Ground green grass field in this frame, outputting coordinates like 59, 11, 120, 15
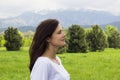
0, 47, 120, 80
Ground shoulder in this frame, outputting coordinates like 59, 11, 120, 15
30, 57, 51, 80
31, 57, 51, 73
35, 57, 51, 66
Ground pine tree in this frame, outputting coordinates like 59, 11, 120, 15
105, 25, 120, 48
67, 24, 87, 53
86, 25, 107, 51
4, 27, 22, 51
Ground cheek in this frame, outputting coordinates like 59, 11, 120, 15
51, 37, 66, 47
51, 37, 60, 43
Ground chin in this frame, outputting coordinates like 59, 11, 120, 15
60, 42, 66, 47
56, 41, 66, 47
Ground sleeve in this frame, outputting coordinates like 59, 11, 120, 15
30, 60, 49, 80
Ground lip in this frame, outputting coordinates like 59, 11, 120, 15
61, 39, 65, 41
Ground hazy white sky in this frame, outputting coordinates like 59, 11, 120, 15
0, 0, 120, 18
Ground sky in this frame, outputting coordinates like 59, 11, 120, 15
0, 0, 120, 18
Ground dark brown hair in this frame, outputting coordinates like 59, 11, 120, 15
29, 19, 59, 72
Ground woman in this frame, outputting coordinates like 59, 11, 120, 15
29, 19, 70, 80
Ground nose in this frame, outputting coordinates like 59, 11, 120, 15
63, 33, 65, 37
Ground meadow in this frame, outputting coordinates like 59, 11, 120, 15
0, 47, 120, 80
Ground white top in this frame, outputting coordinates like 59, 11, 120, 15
30, 56, 70, 80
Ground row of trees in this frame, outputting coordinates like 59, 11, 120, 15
0, 25, 120, 53
66, 25, 120, 53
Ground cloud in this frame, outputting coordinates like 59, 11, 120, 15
0, 0, 61, 18
0, 0, 120, 18
57, 0, 120, 11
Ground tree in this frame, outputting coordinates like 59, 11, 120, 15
0, 34, 5, 47
22, 31, 34, 47
4, 27, 22, 51
67, 24, 87, 53
105, 25, 120, 48
86, 25, 107, 51
0, 35, 2, 47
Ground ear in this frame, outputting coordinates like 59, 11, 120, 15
46, 37, 51, 43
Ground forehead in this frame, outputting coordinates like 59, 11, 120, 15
55, 25, 62, 31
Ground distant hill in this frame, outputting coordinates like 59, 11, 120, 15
0, 9, 120, 28
0, 21, 120, 32
0, 9, 120, 32
0, 26, 35, 32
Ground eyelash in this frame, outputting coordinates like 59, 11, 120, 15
58, 31, 62, 34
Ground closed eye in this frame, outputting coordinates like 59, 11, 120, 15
57, 30, 62, 34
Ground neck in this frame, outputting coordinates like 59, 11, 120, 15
42, 45, 58, 59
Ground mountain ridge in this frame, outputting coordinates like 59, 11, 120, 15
0, 9, 120, 29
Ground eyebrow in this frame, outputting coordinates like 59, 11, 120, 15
58, 29, 62, 32
56, 29, 62, 33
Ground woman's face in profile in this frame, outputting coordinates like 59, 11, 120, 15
48, 25, 66, 47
